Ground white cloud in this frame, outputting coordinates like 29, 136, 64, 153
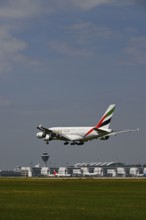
0, 28, 27, 54
63, 0, 114, 10
48, 40, 93, 57
66, 22, 118, 43
0, 0, 115, 20
50, 22, 118, 57
0, 25, 28, 73
0, 97, 11, 107
125, 37, 146, 65
0, 0, 138, 73
0, 0, 46, 19
0, 0, 136, 21
51, 0, 137, 11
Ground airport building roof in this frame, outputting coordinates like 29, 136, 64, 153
74, 162, 125, 167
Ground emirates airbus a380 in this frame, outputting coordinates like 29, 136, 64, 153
36, 104, 139, 145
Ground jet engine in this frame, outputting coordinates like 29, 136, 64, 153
99, 136, 109, 140
43, 134, 52, 141
36, 132, 46, 139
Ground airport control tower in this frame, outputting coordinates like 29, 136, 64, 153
41, 153, 49, 167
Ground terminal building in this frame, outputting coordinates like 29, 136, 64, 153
70, 162, 145, 177
1, 161, 146, 177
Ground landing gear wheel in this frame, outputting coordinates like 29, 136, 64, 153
77, 142, 84, 145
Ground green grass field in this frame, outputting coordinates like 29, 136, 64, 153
0, 178, 146, 220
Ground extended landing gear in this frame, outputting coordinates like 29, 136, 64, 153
64, 141, 84, 145
64, 141, 69, 145
70, 141, 84, 146
46, 141, 49, 144
77, 142, 84, 145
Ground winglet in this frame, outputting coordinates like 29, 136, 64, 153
37, 124, 43, 130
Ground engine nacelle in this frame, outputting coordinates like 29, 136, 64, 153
36, 132, 46, 139
43, 134, 52, 141
100, 136, 109, 140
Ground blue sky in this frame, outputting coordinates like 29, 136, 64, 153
0, 0, 146, 169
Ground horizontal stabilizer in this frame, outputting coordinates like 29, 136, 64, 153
94, 127, 112, 133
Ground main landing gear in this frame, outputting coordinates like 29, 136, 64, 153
64, 141, 84, 146
64, 141, 69, 145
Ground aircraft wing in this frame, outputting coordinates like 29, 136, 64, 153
107, 128, 139, 137
37, 124, 50, 133
62, 134, 83, 141
94, 127, 139, 139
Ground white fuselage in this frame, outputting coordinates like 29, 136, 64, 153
49, 127, 98, 141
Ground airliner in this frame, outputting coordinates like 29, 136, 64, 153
49, 169, 71, 177
36, 104, 139, 145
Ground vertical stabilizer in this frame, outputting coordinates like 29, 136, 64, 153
95, 104, 116, 129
